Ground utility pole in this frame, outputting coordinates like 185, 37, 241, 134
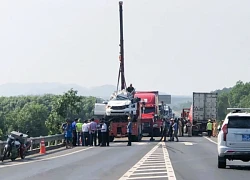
119, 1, 126, 90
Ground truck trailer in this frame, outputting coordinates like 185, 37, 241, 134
191, 92, 218, 136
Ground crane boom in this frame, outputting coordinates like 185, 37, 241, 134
119, 1, 126, 90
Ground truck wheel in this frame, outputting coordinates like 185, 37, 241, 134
218, 156, 226, 168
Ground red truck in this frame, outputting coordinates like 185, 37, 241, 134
108, 99, 143, 142
134, 91, 162, 137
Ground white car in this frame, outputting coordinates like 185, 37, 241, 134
106, 91, 137, 116
217, 108, 250, 168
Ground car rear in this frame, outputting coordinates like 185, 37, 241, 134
218, 114, 250, 168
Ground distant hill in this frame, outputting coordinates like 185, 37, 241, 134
0, 83, 192, 105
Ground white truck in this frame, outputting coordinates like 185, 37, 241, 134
192, 92, 218, 135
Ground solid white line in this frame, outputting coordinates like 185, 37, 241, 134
162, 142, 176, 180
0, 147, 93, 169
204, 137, 218, 145
127, 175, 168, 179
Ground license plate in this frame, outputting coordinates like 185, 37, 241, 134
242, 134, 250, 141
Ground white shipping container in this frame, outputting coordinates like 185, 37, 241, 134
193, 92, 218, 122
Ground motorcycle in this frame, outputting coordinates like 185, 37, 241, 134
2, 131, 31, 162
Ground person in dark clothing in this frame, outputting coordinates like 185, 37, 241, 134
106, 120, 110, 146
72, 118, 78, 146
97, 119, 103, 146
126, 84, 135, 93
181, 118, 185, 136
127, 116, 132, 146
160, 119, 169, 141
168, 119, 173, 141
101, 120, 107, 147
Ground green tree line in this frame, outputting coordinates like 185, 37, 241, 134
0, 89, 96, 140
217, 80, 250, 120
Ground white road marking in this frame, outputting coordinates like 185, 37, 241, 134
204, 137, 218, 145
119, 142, 176, 180
0, 147, 93, 169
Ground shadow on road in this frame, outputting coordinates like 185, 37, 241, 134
227, 165, 250, 171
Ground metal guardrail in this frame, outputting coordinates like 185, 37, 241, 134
0, 134, 65, 157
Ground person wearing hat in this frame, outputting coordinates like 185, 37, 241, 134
127, 116, 132, 146
206, 119, 213, 138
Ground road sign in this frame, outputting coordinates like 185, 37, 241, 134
159, 95, 171, 104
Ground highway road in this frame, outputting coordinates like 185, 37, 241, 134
1, 136, 250, 180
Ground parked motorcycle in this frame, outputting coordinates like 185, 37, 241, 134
2, 131, 31, 162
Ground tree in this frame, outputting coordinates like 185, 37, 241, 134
0, 89, 96, 137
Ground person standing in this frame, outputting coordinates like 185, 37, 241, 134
178, 119, 183, 137
82, 120, 89, 146
181, 118, 185, 136
160, 119, 169, 142
186, 120, 192, 137
64, 119, 73, 148
168, 119, 173, 141
72, 119, 77, 146
207, 119, 213, 138
171, 118, 179, 142
90, 118, 97, 146
101, 120, 107, 147
76, 119, 83, 146
127, 116, 132, 146
97, 119, 103, 146
106, 120, 110, 146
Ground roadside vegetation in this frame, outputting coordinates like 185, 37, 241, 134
0, 80, 249, 139
0, 89, 95, 140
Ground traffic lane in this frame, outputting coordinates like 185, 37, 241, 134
166, 136, 250, 180
0, 141, 160, 180
0, 146, 92, 167
0, 136, 160, 166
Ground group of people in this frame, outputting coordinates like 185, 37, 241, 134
62, 118, 110, 148
160, 117, 193, 142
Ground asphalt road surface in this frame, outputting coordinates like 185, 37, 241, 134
0, 136, 250, 180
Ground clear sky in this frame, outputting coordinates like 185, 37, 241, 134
0, 0, 250, 95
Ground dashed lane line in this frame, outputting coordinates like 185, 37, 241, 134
119, 142, 176, 180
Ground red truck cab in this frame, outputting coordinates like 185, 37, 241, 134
134, 91, 161, 136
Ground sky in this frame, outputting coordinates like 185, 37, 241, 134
0, 0, 250, 96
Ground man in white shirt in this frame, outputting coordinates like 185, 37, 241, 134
101, 120, 107, 147
82, 120, 89, 146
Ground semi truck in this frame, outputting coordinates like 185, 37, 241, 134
134, 91, 159, 136
190, 92, 218, 136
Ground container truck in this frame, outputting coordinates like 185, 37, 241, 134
191, 92, 218, 136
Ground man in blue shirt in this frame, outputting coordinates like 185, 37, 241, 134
64, 119, 73, 148
72, 118, 77, 146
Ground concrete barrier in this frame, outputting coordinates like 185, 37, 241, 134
0, 134, 65, 157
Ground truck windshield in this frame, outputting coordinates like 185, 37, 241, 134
228, 116, 250, 129
143, 107, 155, 114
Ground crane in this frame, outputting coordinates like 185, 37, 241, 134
116, 1, 126, 91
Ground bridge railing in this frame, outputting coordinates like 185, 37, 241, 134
0, 134, 65, 157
